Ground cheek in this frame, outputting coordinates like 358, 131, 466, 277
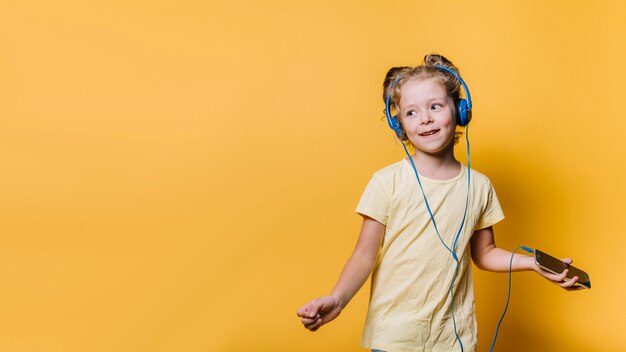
443, 109, 457, 128
400, 117, 415, 130
436, 116, 454, 130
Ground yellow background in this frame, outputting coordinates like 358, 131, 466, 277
1, 1, 623, 351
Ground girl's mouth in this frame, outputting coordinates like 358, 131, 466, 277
419, 129, 440, 137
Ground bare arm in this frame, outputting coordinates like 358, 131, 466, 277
297, 216, 385, 331
470, 226, 582, 290
330, 216, 385, 308
470, 226, 534, 272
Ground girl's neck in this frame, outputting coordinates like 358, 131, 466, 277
409, 150, 461, 180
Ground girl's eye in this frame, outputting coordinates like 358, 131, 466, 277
431, 103, 443, 110
406, 110, 417, 117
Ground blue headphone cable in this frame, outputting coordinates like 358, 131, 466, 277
489, 246, 534, 352
401, 125, 472, 352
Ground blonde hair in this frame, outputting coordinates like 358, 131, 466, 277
382, 54, 464, 144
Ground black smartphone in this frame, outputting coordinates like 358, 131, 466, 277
534, 249, 591, 289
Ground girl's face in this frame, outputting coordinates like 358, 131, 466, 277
398, 77, 457, 156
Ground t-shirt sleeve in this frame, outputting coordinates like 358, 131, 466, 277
355, 174, 390, 225
474, 181, 505, 230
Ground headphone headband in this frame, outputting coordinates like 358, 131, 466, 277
433, 65, 472, 111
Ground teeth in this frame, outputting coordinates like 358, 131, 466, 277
421, 130, 438, 136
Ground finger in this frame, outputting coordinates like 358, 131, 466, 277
306, 317, 324, 331
297, 300, 319, 318
311, 318, 324, 331
561, 258, 573, 265
307, 299, 328, 317
297, 300, 315, 317
304, 318, 318, 329
296, 306, 307, 317
554, 269, 569, 282
539, 268, 566, 283
535, 265, 566, 282
560, 276, 579, 289
301, 314, 321, 325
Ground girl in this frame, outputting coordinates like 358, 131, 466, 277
297, 54, 581, 352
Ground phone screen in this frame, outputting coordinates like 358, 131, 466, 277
534, 250, 591, 289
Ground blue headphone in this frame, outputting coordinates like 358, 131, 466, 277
385, 65, 473, 139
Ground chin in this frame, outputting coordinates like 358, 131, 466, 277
415, 142, 455, 155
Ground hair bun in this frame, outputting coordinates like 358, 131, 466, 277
424, 53, 459, 74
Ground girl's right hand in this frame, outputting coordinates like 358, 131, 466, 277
296, 295, 342, 332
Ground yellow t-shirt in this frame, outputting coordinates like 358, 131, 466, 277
356, 159, 505, 352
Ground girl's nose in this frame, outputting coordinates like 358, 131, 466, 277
420, 112, 434, 125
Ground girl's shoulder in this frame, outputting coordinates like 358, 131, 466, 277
468, 167, 490, 182
371, 159, 406, 179
468, 167, 498, 191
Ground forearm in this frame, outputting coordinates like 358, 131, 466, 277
330, 251, 377, 309
474, 245, 537, 273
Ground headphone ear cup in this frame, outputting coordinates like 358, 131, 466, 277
386, 94, 405, 140
390, 115, 404, 139
457, 99, 470, 126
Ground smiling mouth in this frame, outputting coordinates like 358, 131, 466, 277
419, 129, 440, 136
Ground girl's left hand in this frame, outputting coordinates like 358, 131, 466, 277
532, 257, 585, 291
